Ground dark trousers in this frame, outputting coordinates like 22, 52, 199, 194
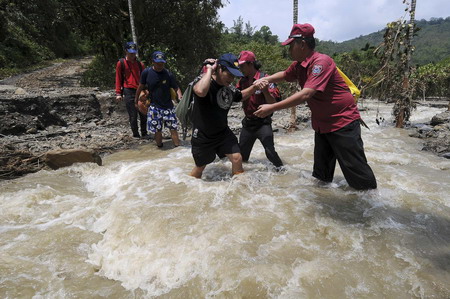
312, 120, 377, 190
239, 122, 283, 168
123, 88, 147, 137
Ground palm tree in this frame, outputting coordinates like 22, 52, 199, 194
127, 0, 138, 55
288, 0, 299, 132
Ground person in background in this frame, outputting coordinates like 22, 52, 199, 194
190, 53, 268, 179
237, 50, 284, 170
254, 24, 377, 190
115, 41, 146, 138
135, 51, 182, 148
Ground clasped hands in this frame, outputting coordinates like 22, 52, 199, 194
252, 78, 273, 118
252, 78, 269, 91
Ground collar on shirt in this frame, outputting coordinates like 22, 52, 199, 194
244, 70, 262, 82
300, 51, 316, 68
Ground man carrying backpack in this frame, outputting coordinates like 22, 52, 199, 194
254, 24, 377, 190
135, 51, 182, 148
237, 50, 284, 170
115, 41, 146, 138
190, 53, 268, 179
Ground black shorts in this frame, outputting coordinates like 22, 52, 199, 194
191, 127, 240, 167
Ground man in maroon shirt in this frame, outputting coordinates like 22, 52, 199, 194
115, 42, 146, 138
254, 24, 377, 190
237, 50, 283, 169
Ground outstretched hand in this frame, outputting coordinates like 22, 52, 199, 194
254, 104, 274, 118
253, 78, 269, 90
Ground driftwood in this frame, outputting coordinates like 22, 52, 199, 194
0, 147, 43, 179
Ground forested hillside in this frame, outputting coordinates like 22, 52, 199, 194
317, 17, 450, 65
0, 0, 448, 98
0, 0, 226, 84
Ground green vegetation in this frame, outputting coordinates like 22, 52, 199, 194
414, 57, 450, 99
0, 0, 89, 76
0, 0, 448, 102
0, 0, 225, 88
318, 17, 450, 65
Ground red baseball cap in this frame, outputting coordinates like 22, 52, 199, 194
281, 23, 315, 46
238, 51, 256, 65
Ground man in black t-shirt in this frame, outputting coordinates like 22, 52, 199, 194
190, 53, 268, 178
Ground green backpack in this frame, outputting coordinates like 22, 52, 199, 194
175, 81, 195, 140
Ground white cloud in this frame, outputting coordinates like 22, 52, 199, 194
218, 0, 450, 42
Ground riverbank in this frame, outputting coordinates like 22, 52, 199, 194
0, 58, 449, 180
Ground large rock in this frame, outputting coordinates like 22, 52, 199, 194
44, 149, 102, 170
431, 111, 450, 126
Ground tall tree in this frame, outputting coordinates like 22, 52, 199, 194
288, 0, 299, 132
127, 0, 138, 49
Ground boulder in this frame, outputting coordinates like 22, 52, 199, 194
44, 149, 102, 170
431, 111, 450, 126
14, 87, 27, 95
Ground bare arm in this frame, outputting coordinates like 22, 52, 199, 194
240, 84, 258, 101
240, 79, 269, 101
253, 88, 317, 118
261, 85, 277, 104
176, 88, 182, 99
256, 71, 286, 84
193, 59, 216, 98
135, 83, 146, 106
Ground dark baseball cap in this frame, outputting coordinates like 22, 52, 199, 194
125, 41, 138, 53
217, 53, 243, 77
152, 51, 166, 63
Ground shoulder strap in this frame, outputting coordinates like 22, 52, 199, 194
137, 60, 143, 74
119, 58, 126, 88
336, 67, 360, 102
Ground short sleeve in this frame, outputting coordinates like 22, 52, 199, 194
262, 73, 281, 101
169, 72, 179, 89
140, 68, 148, 85
303, 58, 334, 92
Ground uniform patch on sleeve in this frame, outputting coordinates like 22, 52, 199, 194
312, 64, 323, 76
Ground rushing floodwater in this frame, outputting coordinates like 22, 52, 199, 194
1, 100, 449, 298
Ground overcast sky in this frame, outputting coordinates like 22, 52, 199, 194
218, 0, 450, 42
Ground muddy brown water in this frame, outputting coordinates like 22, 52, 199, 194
1, 101, 449, 298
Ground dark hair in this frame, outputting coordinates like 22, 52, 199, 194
242, 60, 262, 70
219, 64, 228, 72
254, 60, 262, 70
293, 37, 316, 50
213, 64, 228, 75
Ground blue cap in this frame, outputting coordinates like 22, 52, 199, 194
218, 53, 243, 77
152, 51, 166, 63
125, 42, 137, 54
